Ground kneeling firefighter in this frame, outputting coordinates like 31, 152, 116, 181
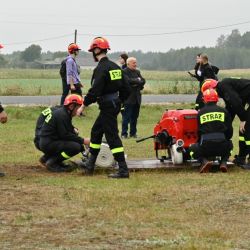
39, 94, 90, 172
189, 89, 233, 173
79, 37, 131, 178
202, 78, 250, 169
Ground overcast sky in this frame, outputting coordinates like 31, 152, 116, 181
1, 0, 250, 54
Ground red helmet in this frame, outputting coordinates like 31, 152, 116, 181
64, 94, 83, 106
203, 89, 219, 103
201, 79, 218, 93
0, 43, 4, 49
68, 43, 81, 54
88, 37, 110, 52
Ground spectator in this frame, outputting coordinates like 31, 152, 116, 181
188, 53, 219, 110
121, 57, 146, 138
119, 53, 128, 69
60, 43, 82, 105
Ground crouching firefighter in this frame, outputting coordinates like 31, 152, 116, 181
78, 37, 131, 178
188, 89, 233, 173
202, 78, 250, 169
39, 94, 90, 172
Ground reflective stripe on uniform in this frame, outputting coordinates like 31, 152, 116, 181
109, 69, 122, 80
42, 107, 52, 116
90, 142, 101, 149
239, 136, 250, 145
61, 151, 70, 159
200, 112, 225, 124
190, 151, 194, 159
239, 136, 245, 141
111, 147, 124, 154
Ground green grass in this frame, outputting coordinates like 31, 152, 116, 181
0, 104, 240, 164
0, 104, 249, 250
1, 68, 250, 95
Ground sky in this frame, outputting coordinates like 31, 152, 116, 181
1, 0, 250, 54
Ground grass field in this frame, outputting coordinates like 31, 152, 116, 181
1, 68, 250, 95
1, 104, 250, 250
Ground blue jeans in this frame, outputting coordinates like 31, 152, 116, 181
121, 103, 140, 136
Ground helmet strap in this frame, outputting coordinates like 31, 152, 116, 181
92, 49, 107, 62
67, 103, 77, 116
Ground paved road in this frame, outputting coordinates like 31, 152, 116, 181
0, 94, 196, 105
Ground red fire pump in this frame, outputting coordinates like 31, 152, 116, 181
137, 109, 198, 164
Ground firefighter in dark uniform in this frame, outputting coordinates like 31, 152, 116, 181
202, 78, 250, 170
79, 37, 131, 178
0, 101, 8, 177
189, 89, 233, 173
39, 94, 90, 172
34, 105, 61, 165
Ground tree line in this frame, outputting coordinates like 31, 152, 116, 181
1, 29, 250, 71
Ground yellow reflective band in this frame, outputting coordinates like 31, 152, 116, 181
200, 112, 225, 124
109, 69, 122, 80
45, 113, 52, 123
230, 77, 241, 79
90, 143, 101, 149
190, 151, 194, 159
61, 152, 70, 159
246, 141, 250, 146
239, 136, 245, 141
111, 147, 124, 154
42, 107, 52, 116
195, 104, 199, 107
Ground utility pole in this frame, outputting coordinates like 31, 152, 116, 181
74, 29, 77, 43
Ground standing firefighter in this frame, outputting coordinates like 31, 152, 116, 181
0, 44, 7, 177
202, 78, 250, 169
0, 100, 8, 177
80, 37, 131, 178
60, 43, 82, 105
189, 89, 233, 173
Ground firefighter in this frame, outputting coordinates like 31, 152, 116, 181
0, 44, 7, 177
189, 89, 233, 173
34, 105, 60, 165
39, 94, 90, 172
202, 78, 250, 170
79, 37, 131, 178
60, 43, 82, 105
0, 101, 7, 177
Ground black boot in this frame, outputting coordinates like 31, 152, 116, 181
108, 161, 129, 178
39, 154, 49, 167
80, 154, 97, 176
233, 155, 250, 170
0, 171, 5, 177
45, 156, 74, 172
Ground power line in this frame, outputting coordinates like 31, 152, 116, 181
2, 20, 250, 46
0, 20, 170, 29
78, 20, 250, 37
4, 33, 74, 46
